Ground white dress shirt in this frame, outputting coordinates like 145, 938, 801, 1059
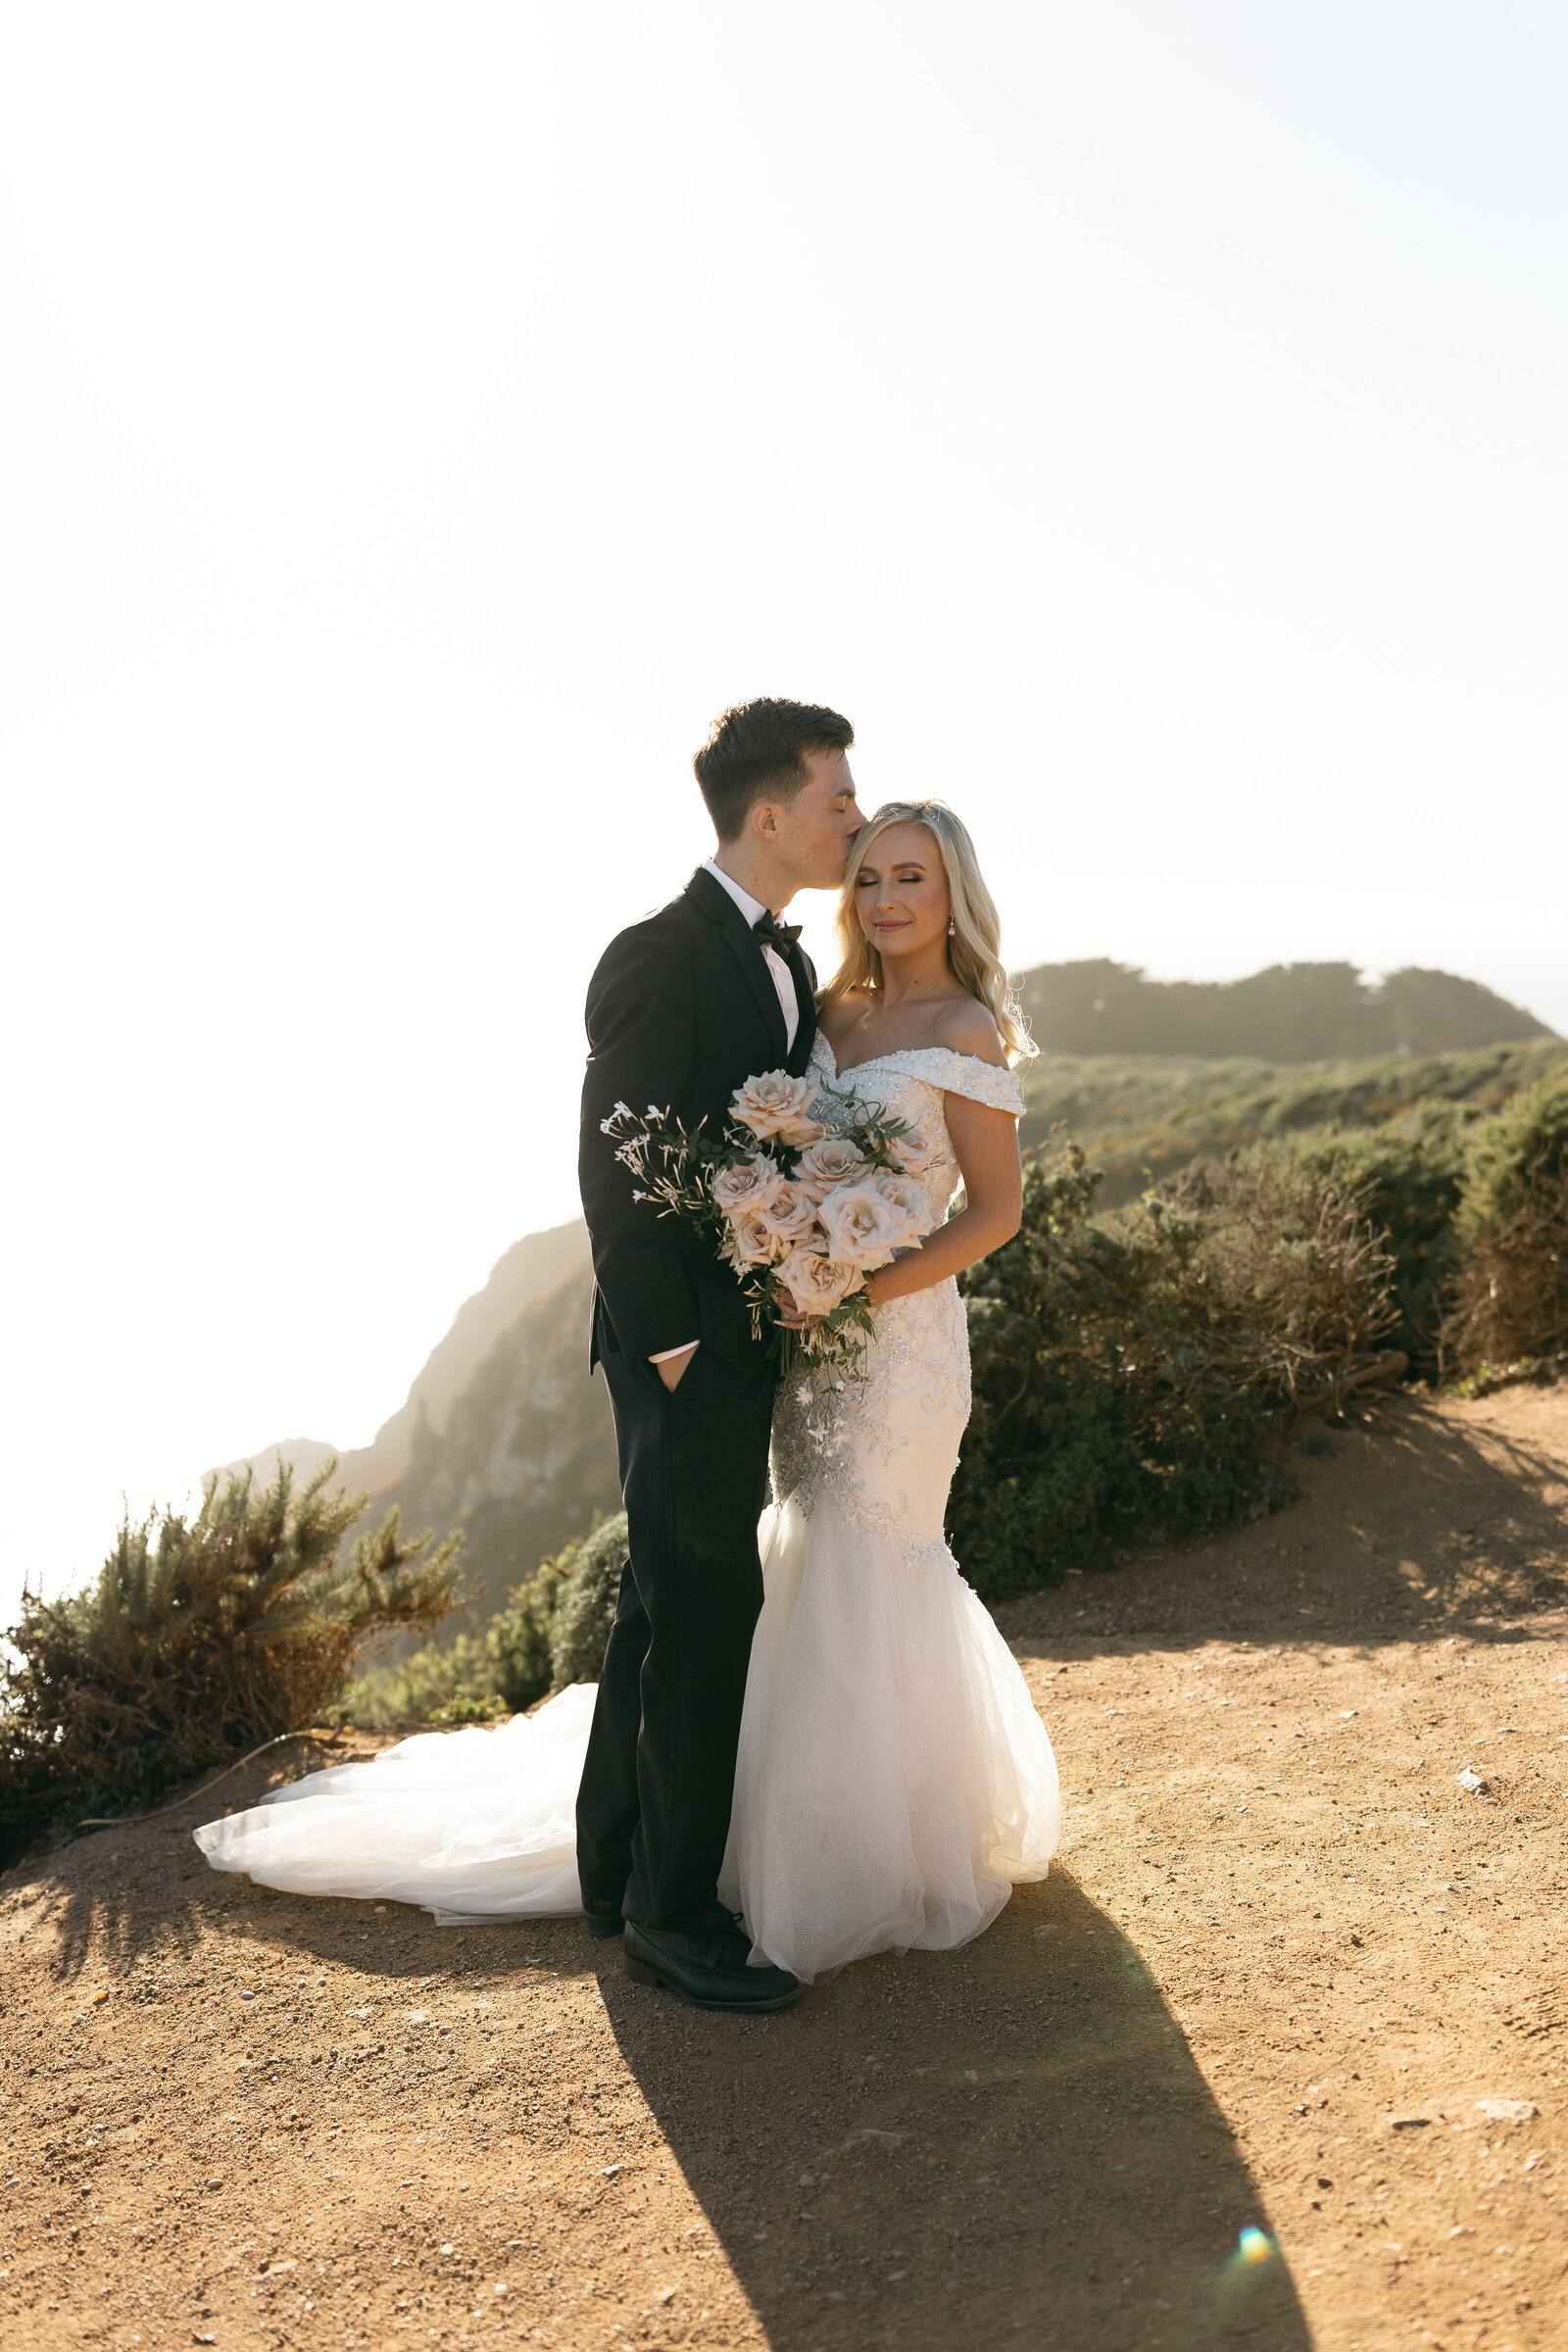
649, 860, 803, 1364
701, 858, 800, 1051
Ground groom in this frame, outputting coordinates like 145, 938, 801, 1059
575, 698, 864, 2011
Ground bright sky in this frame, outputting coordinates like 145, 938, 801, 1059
4, 3, 1566, 1623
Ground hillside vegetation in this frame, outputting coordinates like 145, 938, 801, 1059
1019, 1036, 1568, 1203
1014, 956, 1552, 1061
0, 1466, 463, 1867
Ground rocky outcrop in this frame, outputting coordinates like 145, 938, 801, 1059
214, 1219, 617, 1615
384, 1261, 620, 1616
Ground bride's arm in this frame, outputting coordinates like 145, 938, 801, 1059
861, 1093, 1022, 1305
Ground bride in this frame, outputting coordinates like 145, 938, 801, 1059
197, 801, 1059, 1985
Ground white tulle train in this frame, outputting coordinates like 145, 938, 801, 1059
194, 1685, 595, 1927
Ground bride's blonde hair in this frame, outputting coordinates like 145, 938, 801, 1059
819, 800, 1036, 1064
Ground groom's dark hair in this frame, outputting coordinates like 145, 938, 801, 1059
694, 698, 855, 842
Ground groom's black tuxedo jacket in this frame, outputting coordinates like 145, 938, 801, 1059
579, 867, 819, 1375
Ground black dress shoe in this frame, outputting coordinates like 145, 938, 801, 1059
623, 1918, 804, 2012
582, 1906, 625, 1940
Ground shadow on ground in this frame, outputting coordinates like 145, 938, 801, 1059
31, 1810, 1307, 2350
997, 1393, 1568, 1662
603, 1871, 1307, 2352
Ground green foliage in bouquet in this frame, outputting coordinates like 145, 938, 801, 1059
950, 1142, 1396, 1600
0, 1462, 464, 1865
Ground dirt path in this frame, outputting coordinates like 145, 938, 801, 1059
4, 1387, 1566, 2352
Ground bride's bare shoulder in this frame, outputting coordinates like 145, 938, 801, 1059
931, 998, 1008, 1067
816, 989, 871, 1046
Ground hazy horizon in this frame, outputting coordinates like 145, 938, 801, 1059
4, 3, 1566, 1624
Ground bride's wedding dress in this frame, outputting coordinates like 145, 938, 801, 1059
196, 1038, 1059, 1981
717, 1038, 1058, 1974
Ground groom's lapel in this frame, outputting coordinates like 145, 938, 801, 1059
786, 942, 817, 1076
685, 867, 790, 1064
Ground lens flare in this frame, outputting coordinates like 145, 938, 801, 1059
1203, 2224, 1288, 2331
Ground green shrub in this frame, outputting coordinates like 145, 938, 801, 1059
548, 1513, 629, 1689
1452, 1069, 1568, 1241
1442, 1072, 1568, 1372
488, 1550, 575, 1713
950, 1141, 1396, 1600
0, 1462, 464, 1864
341, 1631, 504, 1729
343, 1509, 629, 1726
1271, 1124, 1465, 1375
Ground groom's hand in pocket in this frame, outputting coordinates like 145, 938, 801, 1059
653, 1343, 699, 1392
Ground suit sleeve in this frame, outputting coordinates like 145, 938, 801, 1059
578, 922, 704, 1361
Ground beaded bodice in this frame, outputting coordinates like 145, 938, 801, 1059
769, 1034, 1024, 1562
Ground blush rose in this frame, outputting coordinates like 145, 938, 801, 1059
729, 1071, 826, 1149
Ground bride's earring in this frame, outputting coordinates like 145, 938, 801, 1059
947, 916, 956, 936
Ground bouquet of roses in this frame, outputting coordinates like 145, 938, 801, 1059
601, 1068, 936, 1373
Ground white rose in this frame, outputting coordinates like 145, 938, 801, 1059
794, 1135, 869, 1201
730, 1071, 825, 1148
817, 1182, 919, 1268
755, 1178, 822, 1250
775, 1244, 863, 1317
710, 1155, 784, 1218
868, 1169, 937, 1236
721, 1206, 789, 1268
885, 1127, 932, 1174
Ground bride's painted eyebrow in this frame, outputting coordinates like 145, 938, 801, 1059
856, 861, 928, 883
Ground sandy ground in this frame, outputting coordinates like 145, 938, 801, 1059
3, 1383, 1566, 2352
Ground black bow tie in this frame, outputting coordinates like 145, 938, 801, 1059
753, 911, 803, 955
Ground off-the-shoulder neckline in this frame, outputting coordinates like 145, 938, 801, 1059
813, 1036, 1012, 1082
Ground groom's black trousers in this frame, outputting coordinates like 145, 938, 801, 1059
575, 1344, 775, 1934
